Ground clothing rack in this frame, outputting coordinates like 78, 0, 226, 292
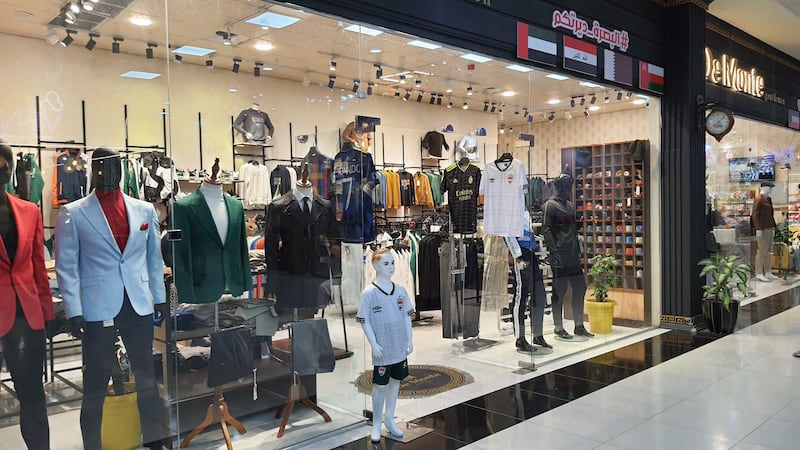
124, 104, 167, 154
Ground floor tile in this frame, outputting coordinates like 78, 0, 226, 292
730, 443, 778, 450
553, 361, 641, 385
742, 417, 800, 449
613, 371, 710, 399
517, 373, 608, 401
577, 384, 681, 419
411, 404, 521, 444
686, 383, 792, 416
605, 420, 736, 450
527, 402, 643, 442
773, 396, 800, 424
650, 400, 770, 441
462, 423, 600, 450
465, 388, 567, 421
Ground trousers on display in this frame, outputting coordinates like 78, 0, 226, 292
510, 247, 547, 339
551, 267, 587, 330
755, 228, 774, 276
0, 316, 49, 450
80, 296, 166, 450
441, 238, 482, 339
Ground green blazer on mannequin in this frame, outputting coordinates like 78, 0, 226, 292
172, 189, 251, 303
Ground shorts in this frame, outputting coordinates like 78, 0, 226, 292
372, 359, 409, 385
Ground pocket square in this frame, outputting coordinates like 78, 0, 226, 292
140, 222, 149, 231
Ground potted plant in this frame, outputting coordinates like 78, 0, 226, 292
100, 335, 142, 449
586, 254, 618, 334
772, 220, 791, 272
698, 253, 753, 334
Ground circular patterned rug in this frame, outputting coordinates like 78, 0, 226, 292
354, 365, 473, 398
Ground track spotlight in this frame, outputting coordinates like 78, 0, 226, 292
374, 63, 383, 78
490, 102, 497, 113
400, 75, 406, 84
223, 31, 232, 46
174, 54, 183, 63
445, 80, 453, 93
526, 114, 534, 123
46, 30, 60, 45
437, 94, 442, 106
85, 33, 97, 51
483, 101, 489, 112
70, 1, 81, 14
367, 83, 374, 96
328, 75, 336, 89
548, 111, 555, 122
570, 97, 576, 108
403, 90, 411, 101
417, 92, 423, 102
604, 95, 610, 103
232, 58, 241, 73
352, 79, 360, 93
616, 90, 623, 101
462, 101, 469, 110
394, 89, 400, 99
112, 37, 122, 53
447, 99, 453, 109
329, 60, 337, 71
523, 108, 529, 117
430, 93, 436, 104
146, 42, 156, 59
509, 127, 513, 134
580, 96, 586, 106
584, 108, 590, 118
467, 85, 473, 96
205, 58, 214, 69
565, 111, 572, 120
515, 110, 520, 116
82, 0, 94, 11
499, 126, 505, 134
415, 79, 422, 88
645, 101, 650, 109
254, 62, 262, 77
591, 94, 597, 104
65, 11, 77, 25
60, 30, 75, 47
626, 91, 632, 99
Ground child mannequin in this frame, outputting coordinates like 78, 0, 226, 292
357, 248, 414, 442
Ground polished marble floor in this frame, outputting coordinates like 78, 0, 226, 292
326, 286, 800, 450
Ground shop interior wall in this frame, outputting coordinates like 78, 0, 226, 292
0, 33, 497, 228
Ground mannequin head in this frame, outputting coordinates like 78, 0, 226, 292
760, 181, 774, 197
0, 140, 12, 186
342, 121, 365, 148
91, 147, 122, 193
553, 172, 573, 199
371, 248, 395, 280
251, 103, 260, 111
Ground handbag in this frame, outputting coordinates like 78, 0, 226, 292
207, 327, 254, 387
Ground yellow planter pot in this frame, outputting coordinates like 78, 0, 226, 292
586, 299, 617, 334
101, 388, 141, 450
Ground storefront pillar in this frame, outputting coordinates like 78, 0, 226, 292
660, 2, 709, 328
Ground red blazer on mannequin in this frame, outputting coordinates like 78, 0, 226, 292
0, 195, 54, 337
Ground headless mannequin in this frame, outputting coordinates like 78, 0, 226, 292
360, 251, 413, 442
234, 103, 273, 143
753, 185, 777, 281
542, 174, 593, 339
0, 145, 52, 450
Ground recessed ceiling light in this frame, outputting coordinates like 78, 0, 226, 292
130, 16, 152, 27
121, 71, 161, 80
370, 48, 382, 54
246, 12, 300, 29
172, 45, 215, 56
635, 94, 650, 99
588, 105, 600, 111
547, 98, 560, 105
344, 24, 383, 36
263, 67, 273, 71
632, 99, 646, 105
545, 74, 569, 81
579, 81, 602, 88
505, 64, 532, 72
500, 90, 516, 97
228, 88, 238, 92
407, 40, 441, 50
254, 42, 273, 51
460, 53, 491, 63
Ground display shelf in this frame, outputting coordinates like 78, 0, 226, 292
562, 141, 648, 291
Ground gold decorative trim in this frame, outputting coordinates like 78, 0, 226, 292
660, 314, 696, 325
706, 21, 800, 73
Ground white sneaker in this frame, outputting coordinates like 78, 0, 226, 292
766, 273, 780, 280
756, 274, 771, 282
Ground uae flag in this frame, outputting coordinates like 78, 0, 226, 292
563, 36, 597, 76
639, 61, 664, 94
603, 50, 633, 86
517, 22, 557, 66
790, 110, 799, 130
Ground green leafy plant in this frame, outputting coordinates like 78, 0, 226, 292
698, 254, 754, 311
587, 254, 619, 302
774, 220, 792, 245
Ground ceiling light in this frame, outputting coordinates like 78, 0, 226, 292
232, 58, 241, 73
415, 79, 422, 88
205, 58, 214, 69
65, 11, 77, 24
417, 92, 423, 102
565, 111, 572, 120
490, 103, 496, 113
570, 97, 576, 107
483, 101, 489, 112
174, 54, 183, 63
515, 110, 520, 116
527, 114, 534, 123
60, 30, 74, 47
374, 64, 383, 78
646, 101, 650, 108
584, 108, 590, 118
394, 89, 400, 99
403, 90, 411, 101
445, 80, 453, 93
82, 0, 94, 12
84, 33, 97, 51
617, 90, 623, 101
430, 93, 436, 104
352, 79, 360, 93
462, 102, 469, 110
246, 12, 300, 29
632, 99, 646, 105
253, 62, 262, 77
460, 53, 492, 63
70, 1, 80, 14
500, 90, 515, 97
580, 96, 586, 106
228, 88, 238, 92
447, 101, 453, 109
407, 40, 441, 50
112, 37, 122, 53
548, 112, 555, 122
546, 74, 569, 81
367, 83, 374, 95
120, 71, 161, 80
172, 45, 215, 56
222, 31, 232, 46
46, 30, 60, 45
254, 42, 273, 51
499, 126, 505, 134
329, 60, 337, 71
636, 94, 650, 99
437, 94, 442, 106
344, 24, 383, 36
604, 95, 610, 103
509, 127, 514, 134
546, 98, 559, 105
467, 85, 473, 96
589, 105, 600, 111
130, 16, 152, 27
400, 75, 406, 84
626, 91, 632, 99
505, 64, 532, 72
146, 42, 156, 59
579, 81, 602, 88
591, 94, 597, 104
328, 75, 336, 89
370, 48, 382, 54
523, 108, 529, 117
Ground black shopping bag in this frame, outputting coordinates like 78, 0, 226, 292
291, 319, 335, 376
207, 327, 254, 387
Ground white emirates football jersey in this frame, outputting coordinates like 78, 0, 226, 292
480, 158, 528, 237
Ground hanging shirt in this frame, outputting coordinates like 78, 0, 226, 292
356, 282, 414, 366
332, 143, 377, 243
480, 158, 528, 237
384, 171, 401, 209
426, 172, 444, 206
52, 149, 88, 208
398, 171, 415, 206
240, 162, 271, 209
441, 162, 482, 234
234, 108, 274, 142
413, 172, 434, 208
270, 165, 293, 198
303, 148, 334, 199
422, 131, 450, 157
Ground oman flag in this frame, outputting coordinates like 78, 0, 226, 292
639, 61, 664, 94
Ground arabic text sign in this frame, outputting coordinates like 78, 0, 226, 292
552, 9, 629, 53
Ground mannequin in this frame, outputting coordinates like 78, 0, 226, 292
0, 141, 54, 450
751, 181, 778, 281
233, 102, 274, 144
357, 249, 414, 443
542, 173, 593, 339
458, 131, 479, 161
55, 147, 168, 449
172, 159, 251, 303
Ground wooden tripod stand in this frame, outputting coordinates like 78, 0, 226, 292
275, 372, 332, 438
180, 386, 246, 449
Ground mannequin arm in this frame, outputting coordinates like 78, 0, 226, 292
405, 309, 414, 355
145, 204, 166, 305
33, 212, 54, 321
360, 321, 383, 360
